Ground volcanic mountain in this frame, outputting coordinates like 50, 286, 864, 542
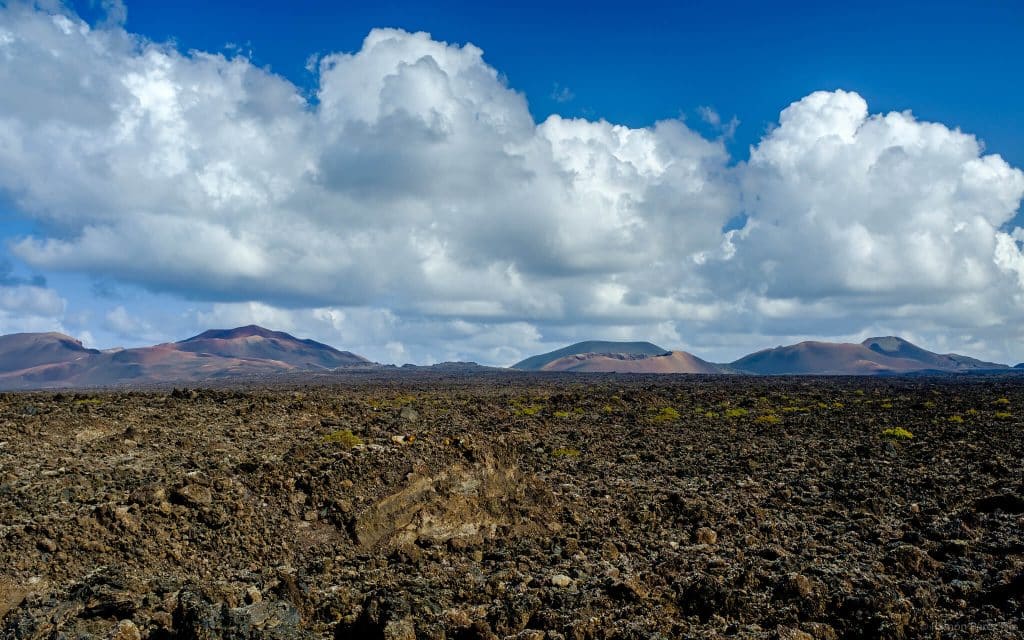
515, 336, 1008, 376
0, 332, 99, 371
512, 341, 728, 374
538, 351, 727, 374
731, 337, 1007, 375
174, 325, 369, 368
512, 341, 669, 370
0, 326, 372, 389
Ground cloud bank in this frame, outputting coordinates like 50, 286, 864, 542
0, 4, 1022, 364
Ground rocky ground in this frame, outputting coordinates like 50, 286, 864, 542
1, 374, 1022, 639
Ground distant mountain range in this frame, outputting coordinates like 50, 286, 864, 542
0, 325, 370, 389
513, 336, 1009, 376
0, 327, 1016, 389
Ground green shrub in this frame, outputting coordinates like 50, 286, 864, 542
724, 408, 748, 418
995, 411, 1013, 420
755, 414, 781, 425
948, 415, 964, 423
513, 404, 542, 416
652, 407, 681, 423
881, 427, 914, 440
323, 429, 363, 448
993, 397, 1010, 406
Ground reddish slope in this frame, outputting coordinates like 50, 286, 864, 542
731, 341, 940, 375
0, 332, 99, 371
0, 326, 373, 389
0, 345, 295, 388
861, 336, 1006, 371
173, 325, 369, 368
540, 351, 727, 374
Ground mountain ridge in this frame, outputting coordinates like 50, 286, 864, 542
0, 326, 374, 389
515, 335, 1010, 376
539, 350, 728, 374
729, 337, 1007, 375
512, 341, 668, 370
174, 324, 369, 369
0, 332, 100, 373
0, 329, 1016, 389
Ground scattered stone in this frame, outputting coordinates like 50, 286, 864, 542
108, 619, 141, 640
171, 483, 213, 508
383, 617, 416, 640
151, 611, 173, 628
776, 627, 813, 640
0, 380, 1021, 638
696, 527, 718, 545
0, 579, 29, 620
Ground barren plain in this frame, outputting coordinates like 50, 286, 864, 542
1, 373, 1022, 639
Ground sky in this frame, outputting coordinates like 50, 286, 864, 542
0, 0, 1023, 366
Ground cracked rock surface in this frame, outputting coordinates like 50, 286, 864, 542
1, 374, 1022, 638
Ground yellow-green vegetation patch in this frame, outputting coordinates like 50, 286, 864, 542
601, 404, 615, 414
882, 427, 914, 440
551, 447, 581, 458
966, 408, 980, 415
652, 407, 681, 423
513, 404, 542, 417
993, 397, 1010, 405
995, 411, 1013, 420
322, 429, 363, 448
724, 408, 749, 418
74, 398, 103, 405
948, 415, 964, 423
880, 402, 894, 409
781, 405, 808, 413
553, 410, 572, 419
755, 414, 781, 425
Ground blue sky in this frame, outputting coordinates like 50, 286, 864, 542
86, 0, 1024, 166
1, 0, 1023, 364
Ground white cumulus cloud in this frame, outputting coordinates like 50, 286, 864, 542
0, 5, 1022, 363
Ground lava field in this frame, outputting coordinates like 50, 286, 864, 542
1, 374, 1023, 639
